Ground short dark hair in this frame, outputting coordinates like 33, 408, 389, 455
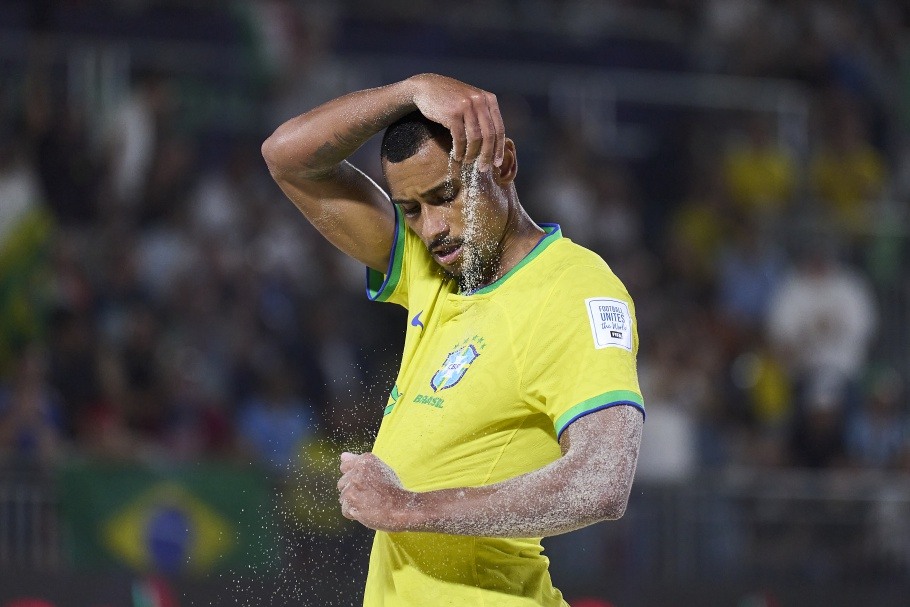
380, 111, 451, 163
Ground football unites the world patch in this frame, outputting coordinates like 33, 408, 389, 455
585, 297, 633, 351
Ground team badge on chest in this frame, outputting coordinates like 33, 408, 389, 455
430, 336, 486, 392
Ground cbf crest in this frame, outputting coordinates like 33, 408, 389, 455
430, 336, 486, 392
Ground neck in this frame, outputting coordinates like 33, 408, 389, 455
497, 201, 545, 277
459, 194, 544, 293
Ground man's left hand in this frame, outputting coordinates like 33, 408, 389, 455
338, 452, 413, 532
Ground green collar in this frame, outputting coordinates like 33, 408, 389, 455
467, 224, 562, 295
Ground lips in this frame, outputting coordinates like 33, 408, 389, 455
431, 241, 463, 265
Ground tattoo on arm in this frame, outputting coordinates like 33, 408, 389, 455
304, 115, 398, 178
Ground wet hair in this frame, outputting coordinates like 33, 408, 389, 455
380, 111, 451, 163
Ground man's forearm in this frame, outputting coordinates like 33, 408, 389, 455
338, 406, 643, 537
261, 80, 416, 180
396, 407, 642, 538
400, 454, 630, 538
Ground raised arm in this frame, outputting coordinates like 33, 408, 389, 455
261, 74, 506, 272
337, 405, 643, 537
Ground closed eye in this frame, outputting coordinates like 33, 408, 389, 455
440, 184, 460, 203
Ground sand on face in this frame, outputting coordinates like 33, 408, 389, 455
450, 148, 500, 294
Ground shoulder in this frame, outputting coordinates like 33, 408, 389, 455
541, 239, 633, 306
519, 241, 637, 347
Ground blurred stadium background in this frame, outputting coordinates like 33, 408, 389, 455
1, 1, 910, 605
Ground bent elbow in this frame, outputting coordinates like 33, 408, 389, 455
604, 496, 629, 521
261, 134, 333, 182
260, 136, 282, 178
594, 491, 630, 521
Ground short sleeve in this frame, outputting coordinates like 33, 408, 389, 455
521, 265, 645, 440
365, 205, 450, 311
366, 205, 409, 306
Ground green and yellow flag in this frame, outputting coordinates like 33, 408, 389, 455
57, 461, 276, 575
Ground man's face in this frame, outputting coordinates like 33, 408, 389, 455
384, 137, 509, 286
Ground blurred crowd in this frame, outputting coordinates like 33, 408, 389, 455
1, 0, 910, 482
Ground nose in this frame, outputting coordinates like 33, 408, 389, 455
421, 205, 450, 243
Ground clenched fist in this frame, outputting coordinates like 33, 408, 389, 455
338, 452, 417, 532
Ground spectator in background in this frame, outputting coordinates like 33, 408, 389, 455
94, 234, 151, 348
637, 308, 721, 474
0, 345, 64, 466
695, 0, 795, 76
98, 71, 175, 212
253, 0, 365, 128
723, 114, 796, 221
116, 304, 169, 444
528, 128, 602, 250
810, 104, 887, 236
138, 135, 198, 229
590, 164, 644, 259
187, 141, 259, 244
282, 398, 372, 586
161, 347, 234, 462
25, 82, 100, 227
0, 0, 906, 491
665, 169, 731, 295
726, 343, 793, 467
133, 199, 201, 308
788, 370, 849, 468
0, 122, 53, 375
717, 222, 792, 466
289, 397, 374, 529
46, 307, 104, 439
715, 217, 786, 342
0, 123, 43, 225
237, 359, 316, 474
46, 231, 94, 317
766, 237, 877, 428
846, 367, 909, 470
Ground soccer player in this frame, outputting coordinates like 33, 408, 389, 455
262, 73, 644, 607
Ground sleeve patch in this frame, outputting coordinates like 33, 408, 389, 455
585, 297, 633, 351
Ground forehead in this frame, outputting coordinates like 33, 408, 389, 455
383, 137, 452, 198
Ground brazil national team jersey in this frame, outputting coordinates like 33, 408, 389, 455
362, 207, 644, 607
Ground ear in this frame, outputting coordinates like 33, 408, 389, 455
493, 138, 518, 185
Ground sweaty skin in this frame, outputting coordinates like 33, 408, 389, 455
261, 74, 506, 274
384, 134, 541, 291
262, 73, 644, 539
337, 405, 642, 537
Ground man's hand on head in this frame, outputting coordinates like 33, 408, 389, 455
338, 452, 415, 532
406, 73, 505, 172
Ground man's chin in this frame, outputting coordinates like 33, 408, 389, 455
435, 262, 461, 280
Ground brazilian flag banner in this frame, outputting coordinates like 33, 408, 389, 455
57, 461, 276, 575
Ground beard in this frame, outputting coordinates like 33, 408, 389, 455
453, 237, 501, 294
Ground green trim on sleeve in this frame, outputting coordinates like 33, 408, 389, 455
554, 390, 645, 440
366, 205, 406, 302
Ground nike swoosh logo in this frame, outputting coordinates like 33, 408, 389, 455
411, 310, 424, 330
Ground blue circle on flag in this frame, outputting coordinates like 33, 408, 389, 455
145, 506, 193, 574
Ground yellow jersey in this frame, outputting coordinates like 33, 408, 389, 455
363, 208, 644, 606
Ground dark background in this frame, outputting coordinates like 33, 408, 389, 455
1, 1, 910, 606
